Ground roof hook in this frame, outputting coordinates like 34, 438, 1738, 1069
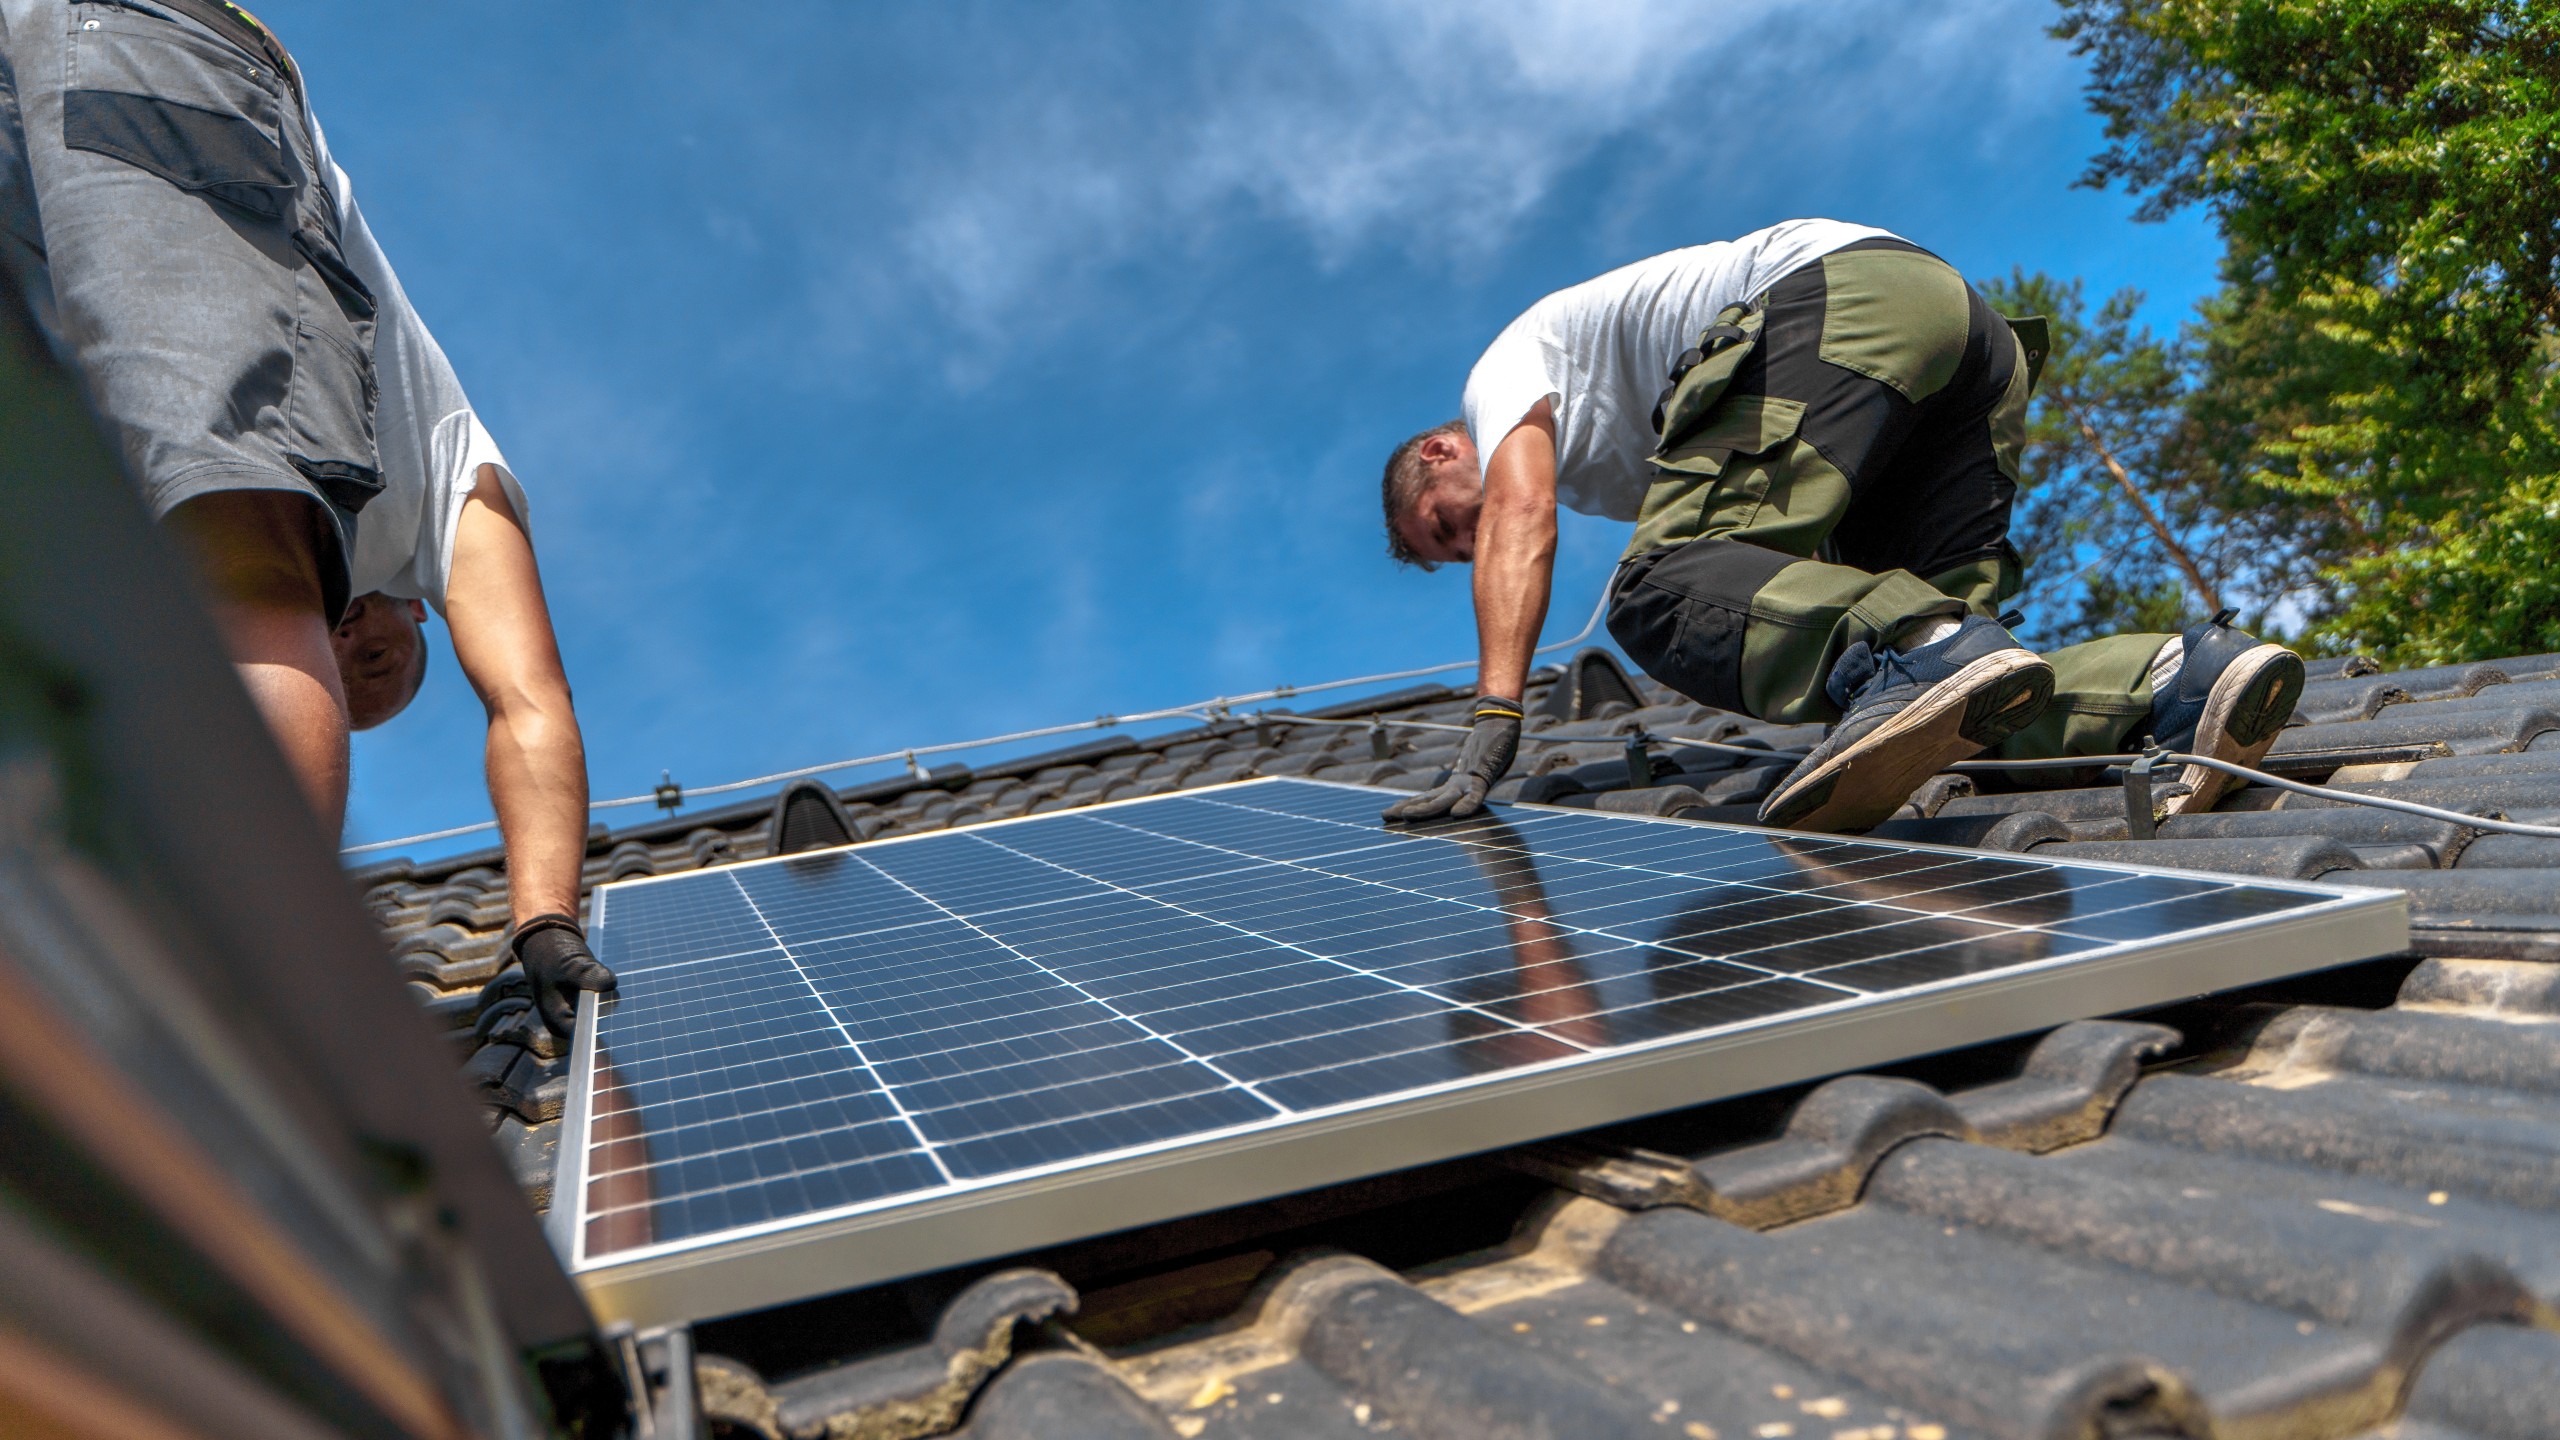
1368, 716, 1394, 761
2123, 736, 2168, 840
1624, 731, 1656, 789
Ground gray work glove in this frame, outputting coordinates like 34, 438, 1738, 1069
1383, 696, 1524, 822
510, 913, 618, 1037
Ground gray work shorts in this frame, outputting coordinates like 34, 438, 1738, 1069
0, 0, 379, 623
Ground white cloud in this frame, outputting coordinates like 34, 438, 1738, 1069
872, 0, 2058, 345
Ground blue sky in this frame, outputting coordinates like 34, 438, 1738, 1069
276, 0, 2223, 860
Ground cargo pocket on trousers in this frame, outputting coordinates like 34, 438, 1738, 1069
62, 6, 294, 219
288, 310, 382, 521
1652, 302, 1765, 452
1627, 395, 1809, 558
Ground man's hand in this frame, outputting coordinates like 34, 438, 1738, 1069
1383, 696, 1524, 822
511, 913, 617, 1036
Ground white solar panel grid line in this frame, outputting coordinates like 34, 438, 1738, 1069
964, 821, 1606, 1056
568, 850, 1300, 1255
590, 793, 2293, 1131
1053, 804, 1963, 991
670, 825, 1566, 1088
839, 845, 1292, 1111
564, 797, 1810, 1269
854, 814, 1821, 1097
674, 895, 1267, 1161
565, 773, 2396, 1276
596, 792, 2099, 1002
581, 784, 2324, 1209
1226, 791, 2300, 964
726, 871, 959, 1185
1007, 800, 2075, 1009
572, 958, 938, 1232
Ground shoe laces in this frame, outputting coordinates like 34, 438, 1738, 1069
1824, 640, 1924, 712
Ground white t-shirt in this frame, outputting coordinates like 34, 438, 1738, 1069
1460, 219, 1897, 522
314, 115, 528, 614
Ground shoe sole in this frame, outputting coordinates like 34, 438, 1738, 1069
2164, 644, 2306, 816
1759, 650, 2056, 834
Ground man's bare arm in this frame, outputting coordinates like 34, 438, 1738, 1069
443, 465, 588, 924
1473, 399, 1559, 701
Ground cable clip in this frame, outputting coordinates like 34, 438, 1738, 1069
1369, 716, 1394, 761
903, 751, 928, 782
2123, 737, 2168, 840
654, 771, 682, 814
1624, 731, 1656, 789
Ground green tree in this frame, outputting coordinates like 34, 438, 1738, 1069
2053, 0, 2560, 662
1980, 271, 2319, 645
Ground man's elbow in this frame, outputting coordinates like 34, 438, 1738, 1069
1487, 496, 1559, 550
479, 672, 580, 731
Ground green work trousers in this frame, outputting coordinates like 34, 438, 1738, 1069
1604, 239, 2171, 761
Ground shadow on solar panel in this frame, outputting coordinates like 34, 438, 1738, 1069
548, 777, 2405, 1326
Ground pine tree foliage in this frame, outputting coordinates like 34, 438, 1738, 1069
1981, 272, 2321, 646
2052, 0, 2560, 662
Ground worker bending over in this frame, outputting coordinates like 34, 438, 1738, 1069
1382, 220, 2305, 832
0, 0, 610, 1029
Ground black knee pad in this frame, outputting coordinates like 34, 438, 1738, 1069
1605, 539, 1794, 714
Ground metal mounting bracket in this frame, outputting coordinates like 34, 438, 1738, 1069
1624, 731, 1656, 789
2123, 738, 2168, 840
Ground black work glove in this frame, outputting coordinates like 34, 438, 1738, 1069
1383, 696, 1524, 822
510, 913, 617, 1038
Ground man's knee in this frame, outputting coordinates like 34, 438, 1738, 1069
1606, 538, 1797, 713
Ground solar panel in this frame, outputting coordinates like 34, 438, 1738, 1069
551, 778, 2402, 1325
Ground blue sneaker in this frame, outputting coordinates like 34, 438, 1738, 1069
2146, 610, 2305, 815
1759, 616, 2055, 833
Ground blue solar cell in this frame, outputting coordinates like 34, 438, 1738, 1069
566, 778, 2376, 1277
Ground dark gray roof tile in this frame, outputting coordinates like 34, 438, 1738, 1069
2035, 836, 2365, 879
1867, 809, 2074, 851
2489, 653, 2560, 684
2449, 836, 2560, 870
855, 962, 2549, 1439
2370, 662, 2513, 701
2395, 1323, 2560, 1439
952, 1354, 1182, 1439
2294, 675, 2413, 725
1306, 760, 1410, 786
2272, 706, 2560, 757
1938, 785, 2151, 822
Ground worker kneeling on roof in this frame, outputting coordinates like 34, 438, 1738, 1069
1382, 220, 2307, 832
0, 0, 611, 1030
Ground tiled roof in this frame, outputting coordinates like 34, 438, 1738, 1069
360, 648, 2560, 1438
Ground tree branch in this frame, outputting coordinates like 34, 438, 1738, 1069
2055, 391, 2228, 616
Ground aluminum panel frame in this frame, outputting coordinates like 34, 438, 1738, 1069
553, 779, 2407, 1327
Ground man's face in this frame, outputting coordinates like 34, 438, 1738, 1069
333, 593, 427, 730
1395, 432, 1485, 566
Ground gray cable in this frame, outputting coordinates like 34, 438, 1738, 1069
1279, 713, 2560, 841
